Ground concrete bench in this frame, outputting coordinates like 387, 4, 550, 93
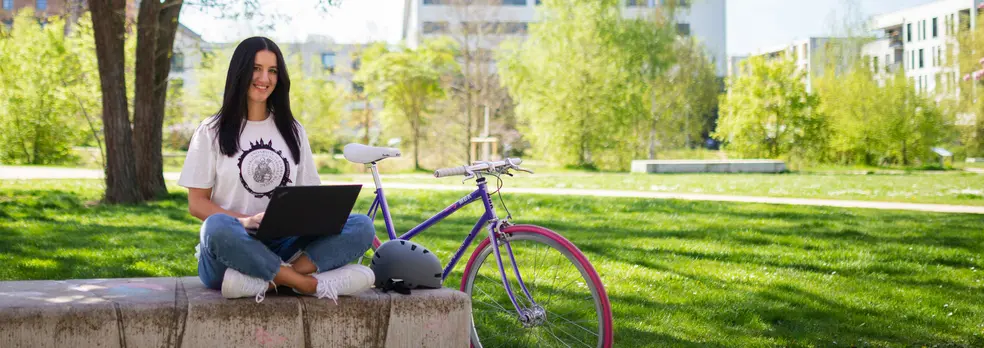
0, 277, 471, 348
631, 159, 787, 174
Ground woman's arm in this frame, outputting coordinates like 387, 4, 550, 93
187, 187, 250, 222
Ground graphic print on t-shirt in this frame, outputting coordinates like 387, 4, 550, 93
237, 138, 291, 198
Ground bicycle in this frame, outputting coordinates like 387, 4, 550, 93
343, 143, 614, 348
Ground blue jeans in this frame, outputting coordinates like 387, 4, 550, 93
197, 213, 375, 290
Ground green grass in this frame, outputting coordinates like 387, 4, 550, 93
324, 170, 984, 206
1, 180, 983, 346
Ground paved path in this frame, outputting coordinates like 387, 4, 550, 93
3, 166, 982, 214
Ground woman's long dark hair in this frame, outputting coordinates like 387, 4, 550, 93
210, 36, 300, 164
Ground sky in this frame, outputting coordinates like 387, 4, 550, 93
179, 0, 940, 56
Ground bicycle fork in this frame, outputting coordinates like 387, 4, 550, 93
488, 219, 547, 327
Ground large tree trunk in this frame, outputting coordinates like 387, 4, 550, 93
133, 0, 183, 200
89, 0, 141, 204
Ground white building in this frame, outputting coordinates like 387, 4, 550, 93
169, 23, 212, 97
401, 0, 728, 76
729, 37, 839, 92
862, 0, 984, 95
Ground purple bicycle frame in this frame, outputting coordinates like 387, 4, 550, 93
366, 176, 539, 315
368, 179, 494, 279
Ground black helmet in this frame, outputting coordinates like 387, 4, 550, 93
370, 240, 443, 290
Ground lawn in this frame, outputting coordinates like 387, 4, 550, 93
324, 170, 984, 206
1, 179, 982, 347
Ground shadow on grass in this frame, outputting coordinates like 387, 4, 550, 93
0, 188, 199, 281
3, 184, 983, 346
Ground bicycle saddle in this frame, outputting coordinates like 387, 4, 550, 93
343, 143, 402, 164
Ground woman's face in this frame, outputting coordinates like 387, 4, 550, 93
248, 50, 278, 104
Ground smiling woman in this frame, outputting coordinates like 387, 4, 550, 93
176, 37, 376, 303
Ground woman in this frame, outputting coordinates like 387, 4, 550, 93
178, 37, 375, 302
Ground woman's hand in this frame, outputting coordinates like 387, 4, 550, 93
238, 212, 265, 230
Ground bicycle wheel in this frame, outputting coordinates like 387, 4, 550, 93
460, 224, 613, 348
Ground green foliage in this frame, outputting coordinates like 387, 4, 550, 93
355, 38, 460, 170
949, 22, 984, 157
879, 72, 950, 165
498, 0, 677, 170
715, 56, 828, 161
286, 53, 347, 153
814, 62, 884, 165
0, 10, 94, 164
645, 37, 719, 157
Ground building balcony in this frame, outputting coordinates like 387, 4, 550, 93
885, 62, 902, 74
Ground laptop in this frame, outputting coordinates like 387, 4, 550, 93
250, 184, 364, 240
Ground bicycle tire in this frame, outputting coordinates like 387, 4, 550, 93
460, 224, 613, 348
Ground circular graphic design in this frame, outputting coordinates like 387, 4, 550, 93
237, 139, 291, 198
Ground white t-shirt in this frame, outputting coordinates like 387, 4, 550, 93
178, 115, 322, 217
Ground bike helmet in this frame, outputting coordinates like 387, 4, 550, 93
370, 240, 444, 291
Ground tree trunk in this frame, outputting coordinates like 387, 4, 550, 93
133, 0, 182, 200
412, 113, 420, 171
89, 0, 142, 204
648, 90, 657, 160
902, 141, 908, 166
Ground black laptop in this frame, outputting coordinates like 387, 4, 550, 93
251, 184, 364, 240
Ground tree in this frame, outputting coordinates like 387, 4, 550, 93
498, 0, 676, 170
949, 18, 984, 158
444, 0, 516, 163
286, 53, 347, 153
880, 72, 949, 165
714, 56, 828, 160
814, 61, 885, 165
0, 11, 90, 165
132, 0, 184, 200
88, 0, 141, 203
355, 38, 460, 171
646, 37, 719, 157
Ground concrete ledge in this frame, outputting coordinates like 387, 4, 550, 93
631, 159, 787, 173
0, 277, 471, 348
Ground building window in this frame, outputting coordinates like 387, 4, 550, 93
911, 50, 915, 69
923, 20, 927, 40
36, 0, 48, 11
170, 52, 185, 73
873, 56, 879, 72
351, 57, 361, 71
422, 21, 449, 34
918, 49, 924, 68
501, 0, 526, 5
321, 52, 336, 73
2, 0, 12, 10
932, 17, 938, 37
422, 0, 444, 4
352, 82, 364, 94
676, 23, 690, 36
907, 23, 912, 42
627, 0, 648, 6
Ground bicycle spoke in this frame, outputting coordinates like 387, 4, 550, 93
545, 321, 594, 348
542, 326, 574, 348
546, 309, 600, 336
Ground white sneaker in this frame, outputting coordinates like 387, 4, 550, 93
221, 268, 270, 302
308, 264, 375, 304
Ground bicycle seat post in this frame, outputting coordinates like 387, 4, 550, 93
367, 162, 383, 191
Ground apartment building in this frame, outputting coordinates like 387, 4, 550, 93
729, 37, 839, 92
862, 0, 984, 95
401, 0, 728, 76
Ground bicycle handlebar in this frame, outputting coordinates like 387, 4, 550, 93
434, 158, 525, 178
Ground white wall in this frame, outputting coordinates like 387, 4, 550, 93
406, 0, 728, 76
